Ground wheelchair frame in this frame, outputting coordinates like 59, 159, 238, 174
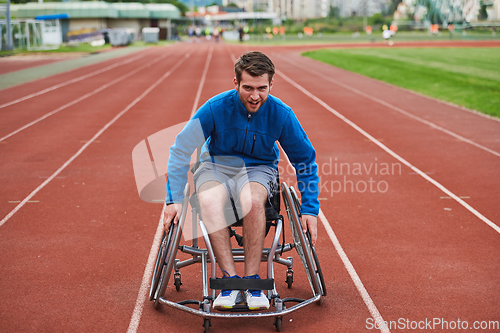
149, 182, 326, 332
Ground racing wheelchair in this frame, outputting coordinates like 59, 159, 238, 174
149, 173, 327, 332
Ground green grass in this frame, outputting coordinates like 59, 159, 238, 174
302, 47, 500, 118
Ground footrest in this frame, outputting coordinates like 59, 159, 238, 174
210, 278, 274, 290
216, 304, 252, 312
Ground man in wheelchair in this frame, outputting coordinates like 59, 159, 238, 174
162, 51, 320, 311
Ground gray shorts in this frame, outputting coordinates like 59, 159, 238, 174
193, 162, 278, 202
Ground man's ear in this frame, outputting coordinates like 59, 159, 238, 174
269, 77, 274, 90
233, 76, 239, 90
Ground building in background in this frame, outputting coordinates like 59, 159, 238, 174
8, 1, 180, 42
484, 0, 500, 20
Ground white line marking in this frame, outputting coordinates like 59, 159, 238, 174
126, 205, 165, 333
0, 51, 147, 109
0, 53, 190, 228
277, 69, 500, 235
0, 51, 172, 143
277, 55, 500, 158
190, 46, 214, 117
127, 48, 212, 333
278, 146, 389, 332
319, 210, 390, 333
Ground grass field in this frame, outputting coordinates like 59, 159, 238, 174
303, 47, 500, 118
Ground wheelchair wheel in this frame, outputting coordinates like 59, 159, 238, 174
149, 229, 173, 302
150, 184, 190, 308
281, 183, 326, 301
274, 316, 283, 332
290, 187, 327, 297
203, 318, 211, 332
153, 222, 182, 309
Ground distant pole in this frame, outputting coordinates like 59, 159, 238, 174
167, 18, 171, 40
6, 0, 13, 50
362, 0, 367, 31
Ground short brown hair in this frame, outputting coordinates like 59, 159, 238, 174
234, 51, 275, 85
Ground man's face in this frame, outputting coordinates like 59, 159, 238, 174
234, 71, 273, 113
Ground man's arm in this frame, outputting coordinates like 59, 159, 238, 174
278, 111, 320, 244
165, 102, 214, 204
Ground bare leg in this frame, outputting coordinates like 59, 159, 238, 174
197, 181, 237, 276
239, 182, 268, 277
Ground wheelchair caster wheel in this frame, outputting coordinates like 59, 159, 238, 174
174, 274, 182, 291
203, 318, 211, 332
274, 317, 283, 332
285, 271, 293, 289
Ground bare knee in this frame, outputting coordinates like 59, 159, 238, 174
197, 181, 228, 229
240, 182, 267, 218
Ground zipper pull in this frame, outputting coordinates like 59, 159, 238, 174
248, 113, 252, 119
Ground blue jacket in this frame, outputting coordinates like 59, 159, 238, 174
166, 89, 320, 216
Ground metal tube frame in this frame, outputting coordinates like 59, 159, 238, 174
156, 183, 323, 322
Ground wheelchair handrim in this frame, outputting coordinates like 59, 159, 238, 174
281, 183, 322, 299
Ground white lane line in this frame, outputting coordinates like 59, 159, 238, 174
277, 69, 500, 235
190, 46, 214, 117
0, 50, 173, 143
126, 205, 166, 333
319, 210, 390, 333
127, 48, 213, 333
278, 146, 389, 332
277, 55, 500, 158
0, 53, 190, 228
0, 51, 148, 110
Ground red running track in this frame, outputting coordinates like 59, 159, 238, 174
0, 40, 499, 333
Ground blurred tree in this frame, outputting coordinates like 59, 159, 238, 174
328, 6, 340, 19
388, 0, 402, 15
479, 1, 488, 20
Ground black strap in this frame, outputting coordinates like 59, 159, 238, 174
210, 278, 274, 290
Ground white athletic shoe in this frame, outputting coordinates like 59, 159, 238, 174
213, 289, 243, 310
244, 289, 270, 310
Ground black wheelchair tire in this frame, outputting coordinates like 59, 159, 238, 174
153, 222, 182, 309
290, 186, 327, 297
149, 230, 172, 301
150, 184, 190, 309
281, 183, 324, 301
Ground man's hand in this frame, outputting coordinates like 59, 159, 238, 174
162, 203, 182, 233
301, 214, 318, 246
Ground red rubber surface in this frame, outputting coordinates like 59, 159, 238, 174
1, 40, 499, 333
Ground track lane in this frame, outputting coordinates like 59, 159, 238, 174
0, 47, 156, 107
277, 50, 500, 153
0, 49, 193, 220
267, 49, 500, 330
272, 51, 500, 227
0, 45, 210, 332
0, 51, 149, 109
132, 44, 373, 333
1, 41, 499, 333
0, 48, 178, 142
276, 53, 500, 158
0, 47, 169, 140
